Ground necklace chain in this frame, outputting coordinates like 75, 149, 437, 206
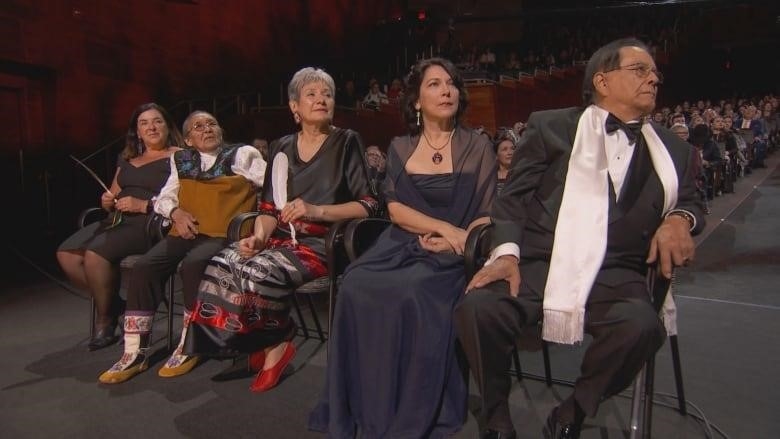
421, 130, 455, 151
421, 130, 454, 164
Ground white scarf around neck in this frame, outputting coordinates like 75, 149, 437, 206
542, 105, 679, 344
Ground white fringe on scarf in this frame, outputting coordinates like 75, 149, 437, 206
542, 105, 679, 344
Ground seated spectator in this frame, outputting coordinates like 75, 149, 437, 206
478, 46, 497, 72
504, 51, 522, 70
671, 122, 689, 142
57, 102, 183, 351
362, 82, 389, 110
252, 138, 269, 161
494, 130, 516, 194
185, 67, 379, 393
690, 114, 706, 129
513, 121, 526, 138
723, 115, 748, 177
386, 78, 404, 101
98, 111, 267, 384
670, 113, 686, 128
338, 79, 360, 109
691, 124, 722, 199
365, 144, 388, 217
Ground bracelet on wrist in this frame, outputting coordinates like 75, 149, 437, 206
666, 211, 694, 230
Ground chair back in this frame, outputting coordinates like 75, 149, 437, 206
464, 222, 494, 281
344, 218, 392, 262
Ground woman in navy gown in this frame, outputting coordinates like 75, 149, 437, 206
309, 58, 496, 438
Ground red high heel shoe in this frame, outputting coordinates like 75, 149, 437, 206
249, 342, 296, 393
248, 350, 266, 372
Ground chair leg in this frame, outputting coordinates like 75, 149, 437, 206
305, 294, 326, 342
642, 355, 656, 439
511, 347, 523, 382
291, 293, 309, 339
629, 365, 647, 439
327, 278, 337, 352
89, 297, 96, 339
669, 335, 687, 415
542, 341, 553, 387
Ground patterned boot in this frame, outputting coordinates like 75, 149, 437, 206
158, 310, 200, 378
98, 312, 153, 384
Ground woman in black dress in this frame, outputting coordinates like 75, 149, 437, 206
309, 58, 496, 438
57, 103, 183, 351
185, 67, 378, 391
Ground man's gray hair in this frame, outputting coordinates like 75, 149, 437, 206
582, 38, 651, 106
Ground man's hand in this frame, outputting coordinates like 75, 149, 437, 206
171, 208, 199, 239
647, 215, 695, 279
466, 255, 521, 296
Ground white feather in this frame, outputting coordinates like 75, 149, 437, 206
270, 152, 297, 245
271, 152, 289, 209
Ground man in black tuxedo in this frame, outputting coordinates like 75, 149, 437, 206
453, 38, 704, 439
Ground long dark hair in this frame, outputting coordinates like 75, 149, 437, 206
401, 57, 468, 135
121, 102, 184, 160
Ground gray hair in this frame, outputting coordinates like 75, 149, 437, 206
287, 67, 336, 102
582, 38, 650, 106
182, 110, 216, 135
671, 123, 689, 133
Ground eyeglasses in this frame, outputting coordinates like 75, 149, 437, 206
189, 121, 219, 133
605, 63, 663, 83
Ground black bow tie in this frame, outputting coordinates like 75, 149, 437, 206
605, 114, 642, 145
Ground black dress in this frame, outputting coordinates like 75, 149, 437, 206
58, 156, 171, 262
309, 127, 496, 438
185, 127, 378, 355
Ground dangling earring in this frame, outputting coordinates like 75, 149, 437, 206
416, 110, 421, 127
293, 112, 301, 124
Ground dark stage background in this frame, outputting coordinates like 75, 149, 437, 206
1, 0, 778, 280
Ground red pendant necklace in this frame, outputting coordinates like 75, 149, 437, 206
421, 130, 455, 164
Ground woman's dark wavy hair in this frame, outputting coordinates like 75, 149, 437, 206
582, 37, 650, 106
401, 57, 468, 135
122, 102, 184, 160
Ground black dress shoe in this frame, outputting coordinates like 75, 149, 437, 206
482, 428, 517, 439
543, 407, 582, 439
88, 325, 119, 351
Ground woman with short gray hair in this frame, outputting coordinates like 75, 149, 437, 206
186, 67, 378, 392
